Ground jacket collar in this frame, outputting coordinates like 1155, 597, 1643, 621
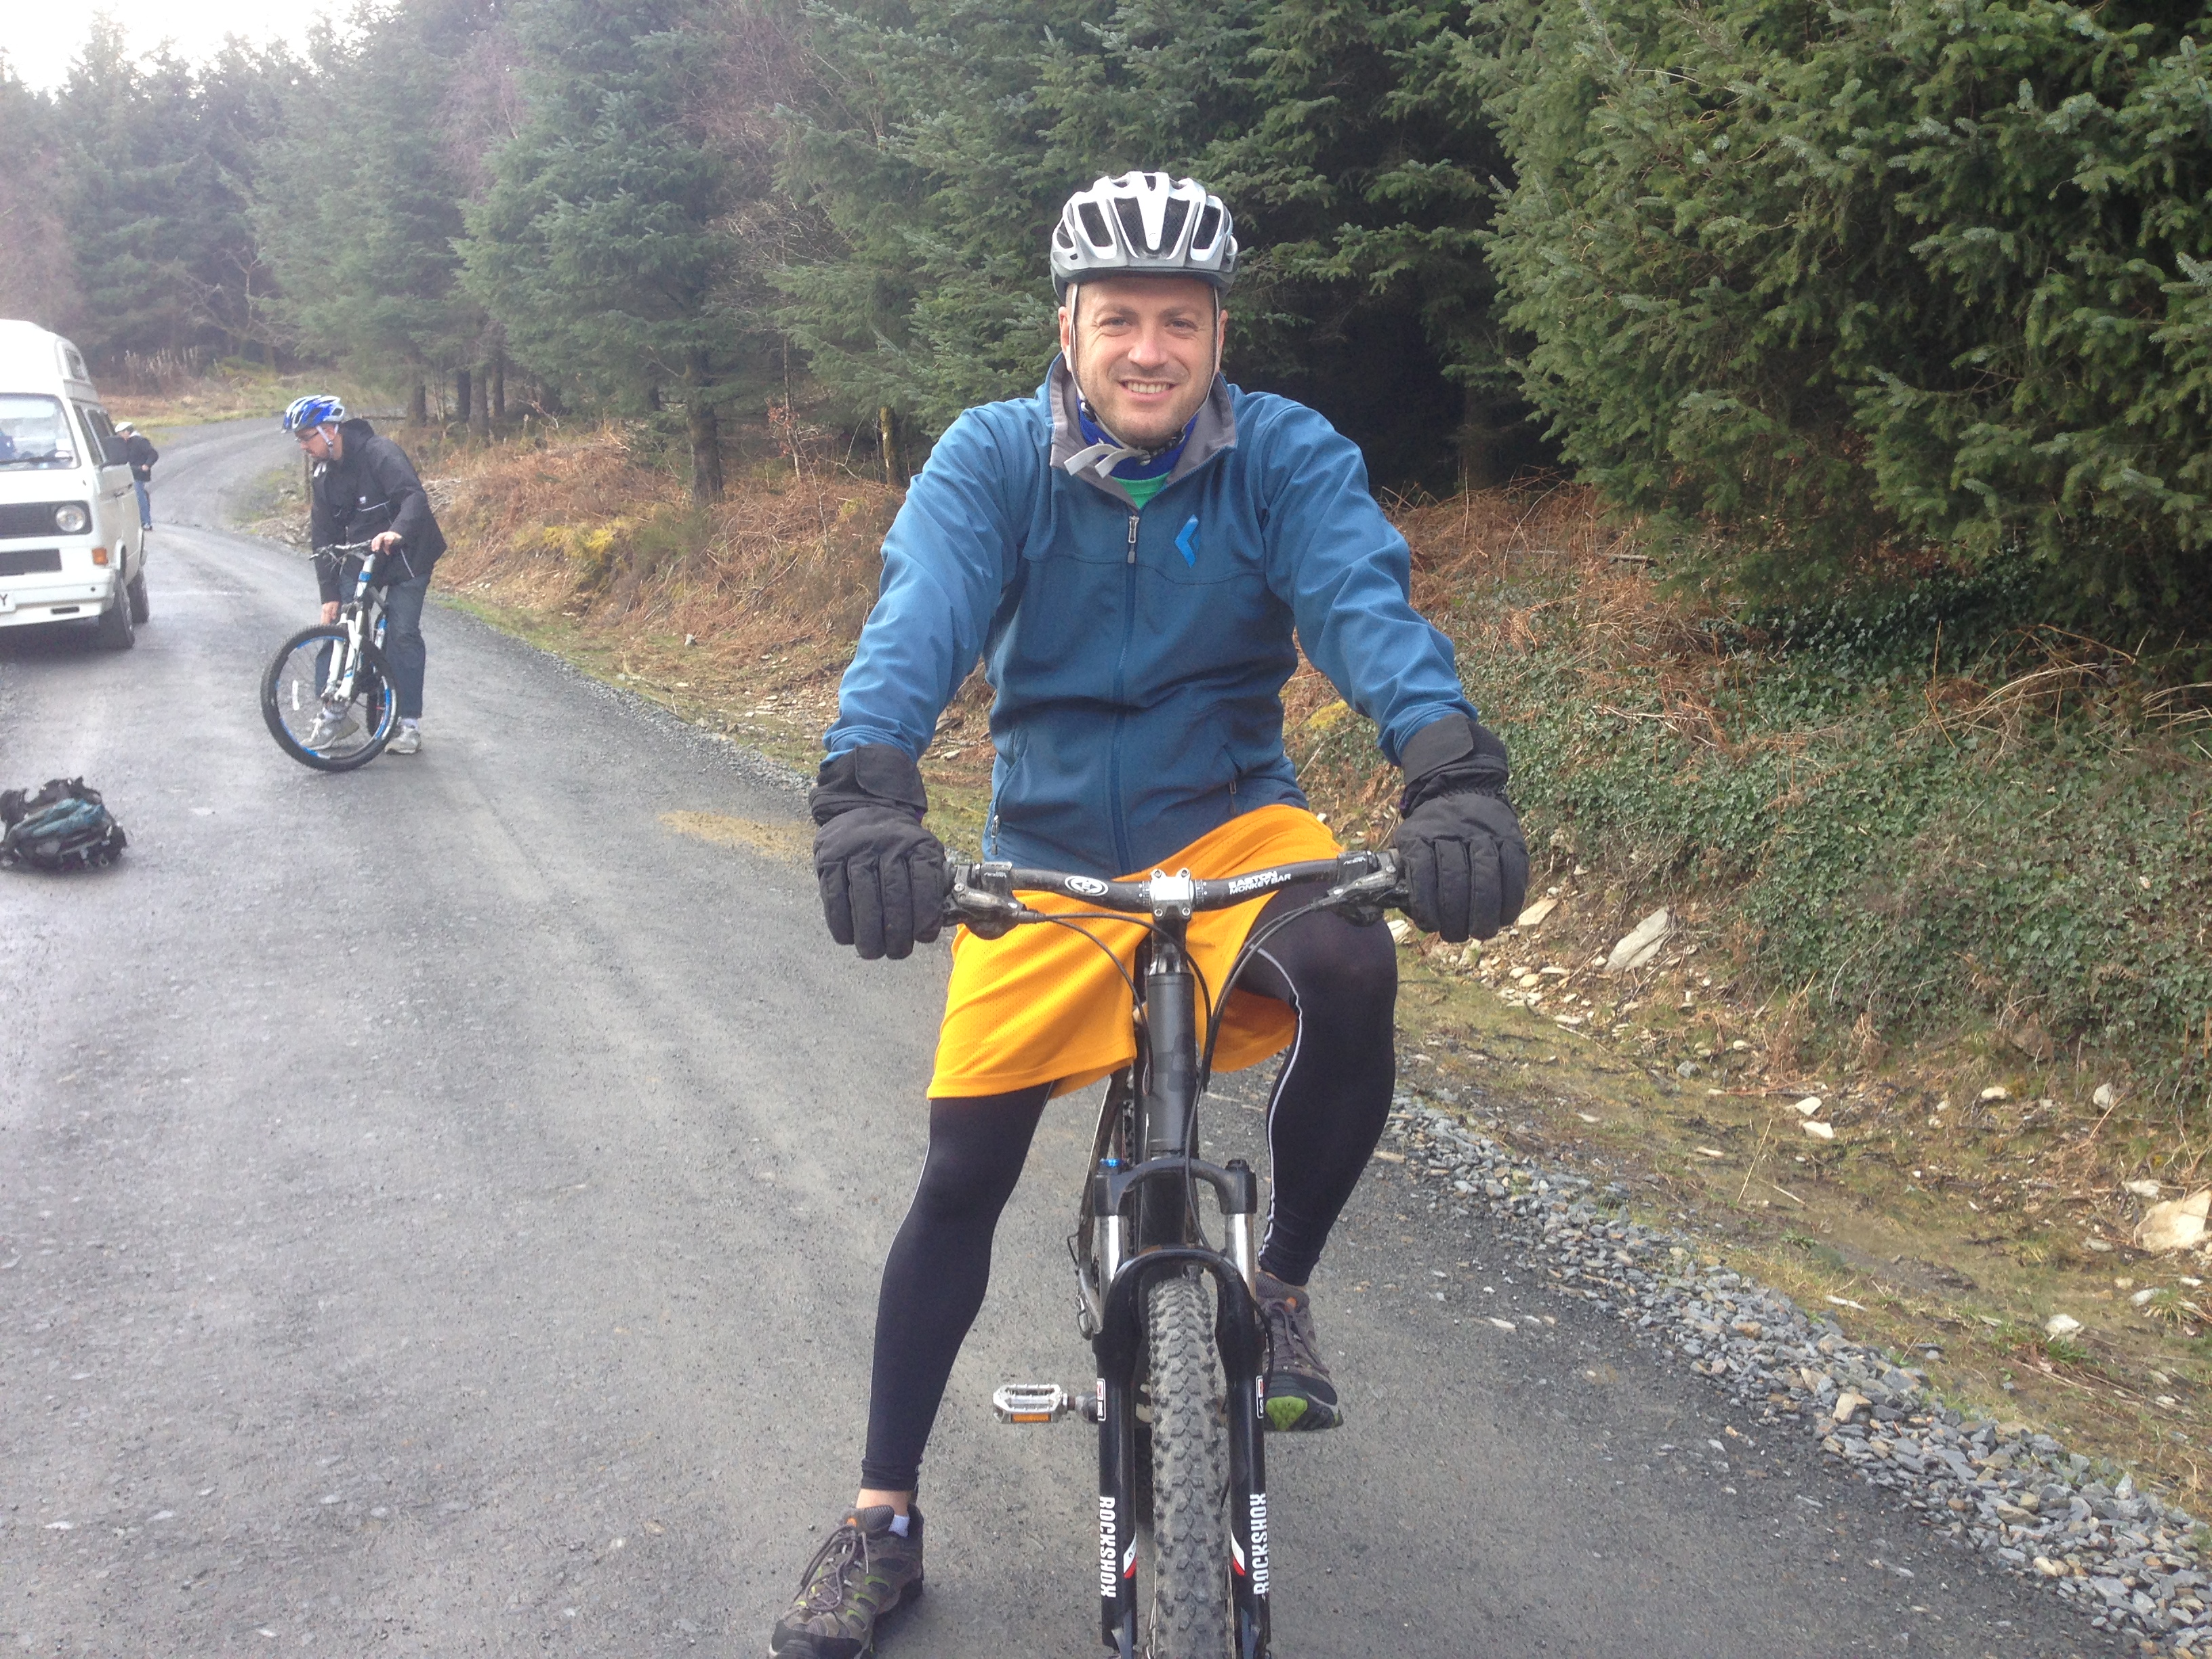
1046, 356, 1236, 509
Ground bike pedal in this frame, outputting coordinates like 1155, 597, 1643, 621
993, 1382, 1090, 1425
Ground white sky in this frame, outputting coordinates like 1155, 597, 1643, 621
5, 3, 344, 91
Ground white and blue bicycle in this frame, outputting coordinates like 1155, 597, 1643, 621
259, 539, 400, 771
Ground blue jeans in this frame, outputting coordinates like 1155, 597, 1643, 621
133, 480, 150, 528
379, 571, 431, 720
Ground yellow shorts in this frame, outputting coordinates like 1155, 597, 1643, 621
928, 803, 1342, 1099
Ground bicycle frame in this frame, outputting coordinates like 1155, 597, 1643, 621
951, 851, 1402, 1659
320, 542, 386, 705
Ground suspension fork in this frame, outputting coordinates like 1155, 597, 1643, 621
1091, 916, 1271, 1656
1092, 1246, 1271, 1658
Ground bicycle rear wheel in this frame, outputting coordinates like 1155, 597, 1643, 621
1143, 1271, 1234, 1659
261, 624, 396, 772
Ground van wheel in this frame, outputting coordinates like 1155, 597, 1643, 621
95, 586, 136, 650
127, 570, 150, 623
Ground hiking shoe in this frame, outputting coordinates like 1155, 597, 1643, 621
303, 708, 361, 750
770, 1504, 924, 1658
387, 724, 421, 755
1256, 1269, 1343, 1431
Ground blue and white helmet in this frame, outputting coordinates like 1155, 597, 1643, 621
1050, 172, 1237, 300
281, 394, 346, 434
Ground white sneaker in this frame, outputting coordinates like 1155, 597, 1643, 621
387, 724, 421, 755
304, 708, 361, 750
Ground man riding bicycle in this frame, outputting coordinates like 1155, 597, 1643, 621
280, 395, 448, 755
774, 171, 1528, 1657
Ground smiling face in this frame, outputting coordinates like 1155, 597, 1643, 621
1059, 274, 1228, 449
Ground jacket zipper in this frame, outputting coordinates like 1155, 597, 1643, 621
1107, 511, 1140, 872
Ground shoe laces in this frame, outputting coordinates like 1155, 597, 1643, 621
1260, 1281, 1324, 1379
793, 1515, 873, 1613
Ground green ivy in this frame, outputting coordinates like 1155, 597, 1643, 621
1452, 599, 2212, 1092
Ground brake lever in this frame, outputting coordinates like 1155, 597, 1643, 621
944, 863, 1036, 941
1322, 851, 1408, 928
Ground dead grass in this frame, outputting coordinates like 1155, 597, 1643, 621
434, 426, 896, 653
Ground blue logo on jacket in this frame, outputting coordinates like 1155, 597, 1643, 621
1176, 516, 1200, 567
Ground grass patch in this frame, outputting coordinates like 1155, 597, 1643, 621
104, 359, 400, 439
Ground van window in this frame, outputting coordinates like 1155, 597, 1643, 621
0, 395, 79, 468
75, 403, 123, 466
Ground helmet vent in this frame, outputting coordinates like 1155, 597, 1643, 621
1078, 202, 1113, 250
1191, 204, 1221, 252
1112, 195, 1149, 251
1157, 197, 1191, 253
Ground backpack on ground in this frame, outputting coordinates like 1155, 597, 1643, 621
1, 777, 127, 871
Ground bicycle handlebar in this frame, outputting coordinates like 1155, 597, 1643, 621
944, 848, 1407, 938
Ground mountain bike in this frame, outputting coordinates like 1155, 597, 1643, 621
259, 539, 399, 771
944, 847, 1408, 1659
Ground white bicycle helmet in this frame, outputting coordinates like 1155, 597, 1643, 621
1050, 172, 1237, 299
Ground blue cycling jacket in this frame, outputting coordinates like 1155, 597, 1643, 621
825, 358, 1479, 878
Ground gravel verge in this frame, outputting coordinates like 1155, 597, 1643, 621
1387, 1084, 2212, 1654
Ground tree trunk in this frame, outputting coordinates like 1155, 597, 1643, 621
408, 380, 427, 426
684, 348, 723, 506
878, 405, 905, 485
1456, 382, 1504, 491
455, 367, 473, 428
469, 365, 492, 439
491, 354, 506, 424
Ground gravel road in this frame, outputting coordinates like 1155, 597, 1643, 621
0, 419, 2121, 1655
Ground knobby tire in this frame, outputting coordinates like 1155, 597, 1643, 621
1143, 1271, 1233, 1659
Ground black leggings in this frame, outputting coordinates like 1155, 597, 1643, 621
858, 888, 1396, 1492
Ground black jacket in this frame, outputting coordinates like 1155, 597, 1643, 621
123, 434, 158, 482
310, 417, 447, 602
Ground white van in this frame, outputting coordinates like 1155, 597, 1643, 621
0, 319, 145, 648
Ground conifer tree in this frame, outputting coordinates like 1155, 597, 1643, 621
775, 0, 1519, 483
1478, 0, 2212, 617
464, 0, 753, 500
257, 0, 497, 402
0, 62, 79, 330
52, 26, 291, 361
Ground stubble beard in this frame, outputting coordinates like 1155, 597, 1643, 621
1095, 377, 1208, 451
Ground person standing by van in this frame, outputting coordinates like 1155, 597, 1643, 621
279, 394, 447, 756
115, 422, 157, 531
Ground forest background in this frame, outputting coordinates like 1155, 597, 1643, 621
4, 2, 2212, 1250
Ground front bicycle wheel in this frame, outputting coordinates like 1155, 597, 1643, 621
261, 624, 396, 772
1144, 1270, 1234, 1659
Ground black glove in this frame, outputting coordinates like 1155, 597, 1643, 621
1390, 714, 1529, 943
810, 745, 949, 961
